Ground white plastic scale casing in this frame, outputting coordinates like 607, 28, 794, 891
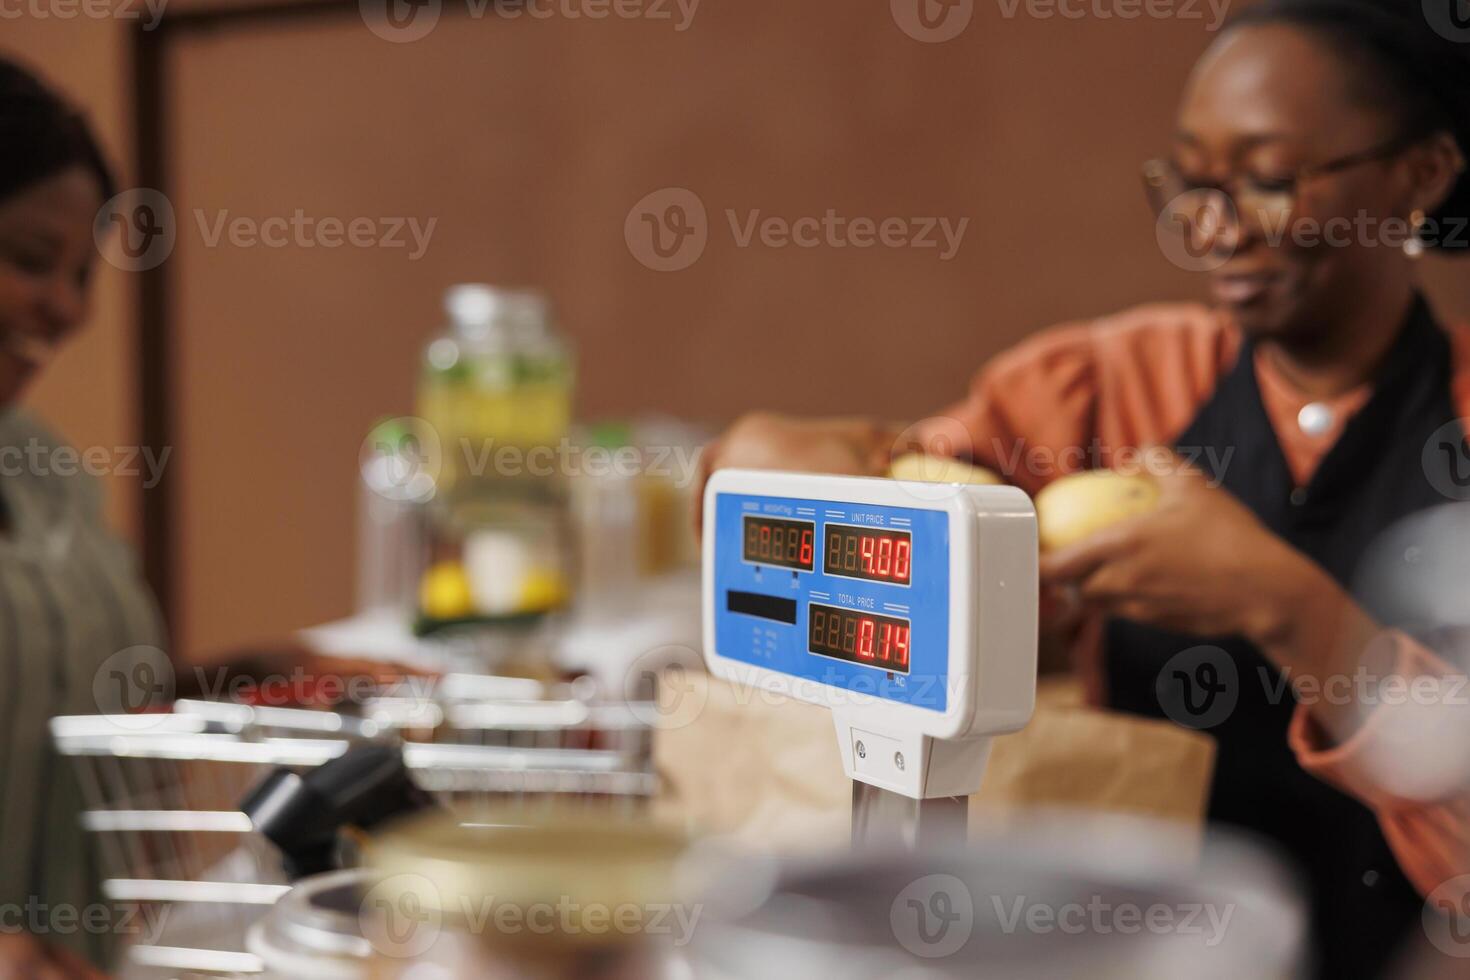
702, 469, 1038, 800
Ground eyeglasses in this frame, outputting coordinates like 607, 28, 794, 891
1143, 134, 1420, 244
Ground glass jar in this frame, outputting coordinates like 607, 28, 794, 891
415, 285, 576, 633
247, 869, 376, 979
362, 810, 692, 980
689, 820, 1306, 980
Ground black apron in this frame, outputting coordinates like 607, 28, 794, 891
1104, 297, 1465, 980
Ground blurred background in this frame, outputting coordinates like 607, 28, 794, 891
12, 0, 1470, 657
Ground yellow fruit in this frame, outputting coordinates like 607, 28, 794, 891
420, 561, 475, 619
1035, 471, 1160, 551
888, 453, 1002, 486
517, 568, 569, 613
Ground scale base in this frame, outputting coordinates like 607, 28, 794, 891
851, 783, 968, 849
833, 710, 993, 799
834, 710, 991, 849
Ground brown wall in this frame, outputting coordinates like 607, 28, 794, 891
167, 2, 1225, 654
10, 4, 1470, 656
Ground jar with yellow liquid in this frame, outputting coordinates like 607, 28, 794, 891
415, 286, 575, 633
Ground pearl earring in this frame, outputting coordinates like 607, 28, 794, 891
1405, 208, 1427, 258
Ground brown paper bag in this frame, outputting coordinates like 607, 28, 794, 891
654, 671, 1216, 849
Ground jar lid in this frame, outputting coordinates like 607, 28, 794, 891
443, 285, 552, 343
365, 810, 687, 947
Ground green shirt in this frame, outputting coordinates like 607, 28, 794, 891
0, 409, 165, 966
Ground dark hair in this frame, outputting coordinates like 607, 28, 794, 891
0, 56, 116, 206
1226, 0, 1470, 253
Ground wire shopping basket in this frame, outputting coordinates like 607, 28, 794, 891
49, 676, 659, 977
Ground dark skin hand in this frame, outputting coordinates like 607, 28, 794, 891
1038, 453, 1390, 744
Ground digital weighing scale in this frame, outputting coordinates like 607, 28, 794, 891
702, 469, 1038, 847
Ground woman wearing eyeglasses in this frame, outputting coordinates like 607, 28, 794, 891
703, 1, 1469, 975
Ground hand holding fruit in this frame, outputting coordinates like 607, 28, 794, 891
1036, 455, 1328, 645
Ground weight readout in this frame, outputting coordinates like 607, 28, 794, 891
808, 603, 911, 673
743, 516, 816, 571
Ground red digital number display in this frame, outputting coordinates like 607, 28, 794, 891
808, 603, 911, 674
823, 525, 912, 585
743, 516, 816, 571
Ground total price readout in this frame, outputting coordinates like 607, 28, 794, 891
808, 603, 912, 673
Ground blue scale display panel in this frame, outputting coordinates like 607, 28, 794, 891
710, 490, 951, 712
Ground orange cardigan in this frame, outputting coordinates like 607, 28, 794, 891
916, 301, 1470, 902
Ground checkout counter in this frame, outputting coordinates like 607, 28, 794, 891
52, 458, 1311, 979
50, 286, 1466, 979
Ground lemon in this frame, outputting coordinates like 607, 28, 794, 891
888, 453, 1002, 485
1035, 471, 1160, 552
420, 561, 475, 619
517, 568, 569, 613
